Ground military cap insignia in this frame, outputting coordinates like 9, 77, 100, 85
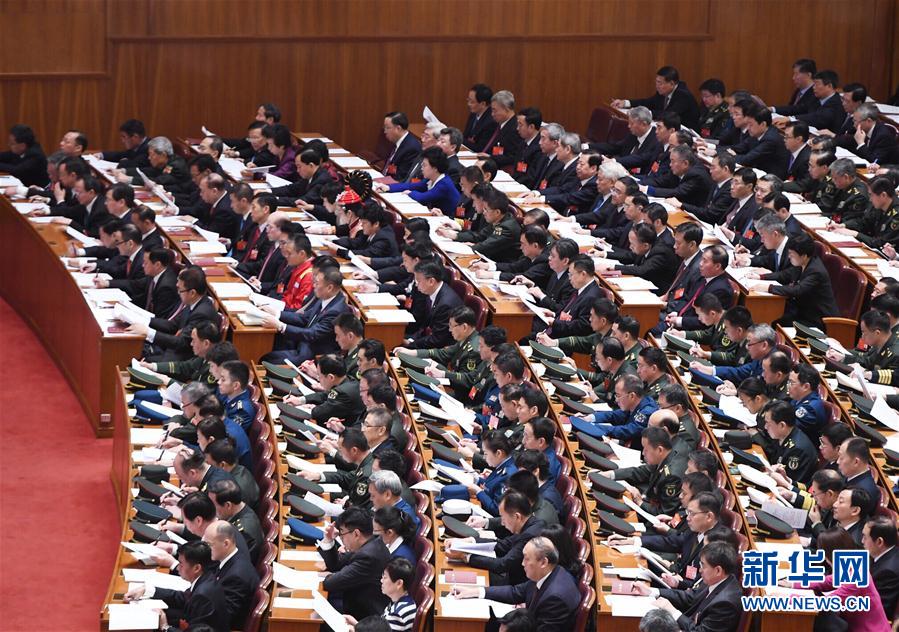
788, 456, 800, 471
795, 407, 806, 418
327, 389, 338, 400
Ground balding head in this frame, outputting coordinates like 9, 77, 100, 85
648, 409, 680, 436
203, 519, 240, 561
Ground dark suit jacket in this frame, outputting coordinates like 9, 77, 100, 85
784, 145, 812, 191
280, 293, 350, 356
591, 131, 662, 175
764, 256, 839, 327
648, 164, 714, 207
463, 111, 498, 153
335, 225, 399, 259
142, 228, 165, 252
154, 571, 230, 631
137, 267, 180, 318
530, 154, 564, 191
549, 281, 605, 338
272, 167, 335, 206
684, 178, 734, 225
201, 193, 241, 243
320, 536, 391, 621
514, 136, 544, 185
855, 122, 899, 165
734, 127, 790, 179
873, 546, 899, 619
66, 195, 112, 237
617, 241, 680, 294
574, 194, 613, 227
408, 283, 464, 349
777, 86, 818, 116
469, 516, 546, 585
679, 274, 735, 330
214, 549, 259, 629
103, 137, 150, 170
724, 197, 759, 236
384, 133, 422, 181
631, 83, 701, 129
0, 143, 48, 187
485, 566, 580, 630
665, 253, 702, 314
149, 295, 219, 358
660, 574, 743, 632
797, 93, 846, 134
537, 271, 575, 314
484, 117, 525, 168
108, 248, 147, 291
546, 175, 598, 215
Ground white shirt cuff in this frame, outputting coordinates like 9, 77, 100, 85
319, 539, 336, 551
144, 584, 156, 598
146, 329, 157, 343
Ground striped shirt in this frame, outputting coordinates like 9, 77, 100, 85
383, 594, 416, 632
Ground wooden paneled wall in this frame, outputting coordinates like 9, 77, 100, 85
1, 0, 896, 156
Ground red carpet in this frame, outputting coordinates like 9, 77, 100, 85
0, 297, 120, 631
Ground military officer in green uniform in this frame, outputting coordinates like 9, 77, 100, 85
637, 347, 672, 400
613, 316, 644, 367
805, 151, 839, 213
140, 324, 229, 388
757, 400, 818, 486
208, 478, 265, 565
299, 427, 374, 509
685, 304, 753, 367
442, 325, 507, 406
285, 354, 365, 424
403, 306, 482, 401
827, 310, 899, 385
536, 297, 617, 358
830, 176, 899, 251
335, 313, 364, 380
826, 157, 870, 227
455, 190, 522, 263
583, 337, 637, 403
698, 79, 731, 140
658, 384, 700, 450
611, 423, 688, 515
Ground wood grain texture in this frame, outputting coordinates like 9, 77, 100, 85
2, 0, 896, 156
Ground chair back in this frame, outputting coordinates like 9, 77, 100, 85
585, 107, 614, 143
835, 265, 866, 320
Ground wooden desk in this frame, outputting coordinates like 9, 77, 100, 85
0, 199, 144, 437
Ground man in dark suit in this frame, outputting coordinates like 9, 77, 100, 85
591, 106, 662, 175
263, 267, 350, 363
188, 173, 240, 243
406, 259, 463, 349
852, 104, 899, 165
718, 168, 760, 241
544, 152, 600, 215
131, 206, 165, 252
463, 83, 498, 152
332, 205, 399, 259
453, 537, 580, 629
101, 119, 150, 169
866, 517, 899, 619
437, 126, 464, 188
271, 148, 336, 206
135, 249, 180, 319
772, 58, 818, 116
677, 151, 735, 224
205, 520, 259, 630
446, 491, 546, 586
613, 66, 701, 129
737, 214, 793, 273
529, 238, 577, 318
478, 90, 525, 170
644, 146, 713, 207
513, 107, 544, 184
782, 122, 813, 192
665, 245, 734, 332
733, 106, 790, 179
757, 233, 838, 328
651, 222, 703, 335
644, 542, 743, 632
545, 255, 605, 339
794, 70, 846, 134
526, 123, 565, 191
319, 507, 390, 620
610, 224, 679, 294
94, 224, 146, 288
125, 541, 230, 632
0, 124, 48, 187
129, 266, 219, 361
382, 112, 422, 181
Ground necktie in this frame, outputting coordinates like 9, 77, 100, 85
669, 260, 687, 292
483, 125, 501, 153
308, 300, 324, 325
382, 145, 398, 175
724, 199, 742, 226
792, 89, 803, 106
258, 244, 278, 277
773, 250, 780, 270
126, 257, 132, 276
146, 278, 156, 311
788, 153, 795, 171
242, 226, 261, 262
664, 94, 672, 110
678, 280, 707, 316
168, 301, 186, 321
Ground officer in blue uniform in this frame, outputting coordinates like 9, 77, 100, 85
219, 360, 258, 434
569, 374, 659, 448
789, 364, 829, 444
439, 430, 517, 516
474, 351, 526, 428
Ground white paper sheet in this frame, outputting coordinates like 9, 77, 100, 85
272, 562, 323, 589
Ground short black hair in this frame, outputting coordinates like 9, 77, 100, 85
499, 491, 533, 516
471, 83, 493, 104
699, 78, 725, 96
317, 353, 347, 377
358, 339, 386, 365
385, 111, 409, 129
221, 360, 250, 389
334, 313, 364, 337
179, 540, 213, 568
334, 506, 373, 535
119, 119, 146, 137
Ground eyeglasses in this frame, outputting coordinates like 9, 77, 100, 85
337, 529, 354, 538
746, 340, 764, 347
